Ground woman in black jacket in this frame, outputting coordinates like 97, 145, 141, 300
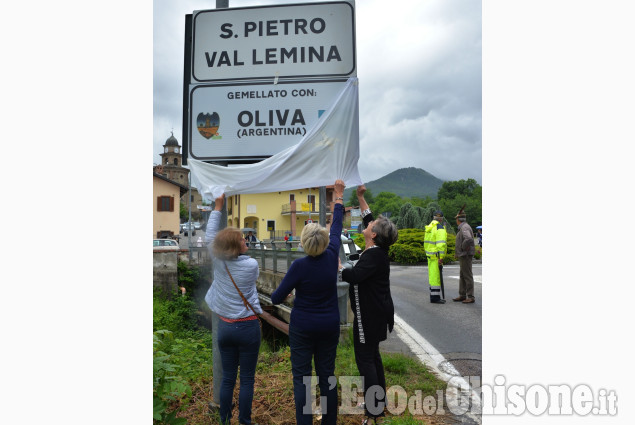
340, 185, 399, 425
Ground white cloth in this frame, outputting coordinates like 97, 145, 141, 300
188, 77, 362, 200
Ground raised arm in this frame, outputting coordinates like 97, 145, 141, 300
357, 185, 369, 212
357, 184, 374, 225
204, 194, 225, 247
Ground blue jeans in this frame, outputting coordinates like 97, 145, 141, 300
289, 325, 340, 425
217, 319, 261, 425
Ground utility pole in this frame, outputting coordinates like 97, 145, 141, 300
210, 0, 228, 410
319, 186, 327, 227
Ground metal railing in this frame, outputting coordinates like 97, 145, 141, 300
186, 244, 307, 273
252, 244, 307, 273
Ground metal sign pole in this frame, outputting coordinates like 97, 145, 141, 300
319, 186, 326, 227
209, 0, 228, 410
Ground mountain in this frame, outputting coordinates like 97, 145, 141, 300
344, 167, 444, 200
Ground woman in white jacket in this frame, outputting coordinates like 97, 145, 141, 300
205, 193, 262, 425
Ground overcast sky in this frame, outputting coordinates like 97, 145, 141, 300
153, 0, 481, 184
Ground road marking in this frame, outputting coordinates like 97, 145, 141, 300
445, 275, 482, 283
393, 314, 482, 423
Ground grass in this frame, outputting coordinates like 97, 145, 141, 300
172, 327, 451, 425
154, 286, 453, 425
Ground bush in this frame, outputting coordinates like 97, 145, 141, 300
389, 243, 426, 264
153, 330, 192, 425
351, 233, 365, 250
177, 261, 201, 295
443, 233, 456, 264
351, 227, 460, 265
395, 228, 425, 248
153, 288, 214, 424
153, 289, 201, 339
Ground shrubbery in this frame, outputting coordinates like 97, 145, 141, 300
153, 284, 214, 424
351, 233, 365, 250
383, 228, 459, 265
389, 243, 426, 263
153, 289, 200, 338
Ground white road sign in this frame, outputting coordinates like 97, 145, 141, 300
192, 1, 356, 82
189, 79, 348, 162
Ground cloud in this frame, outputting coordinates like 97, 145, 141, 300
153, 0, 481, 184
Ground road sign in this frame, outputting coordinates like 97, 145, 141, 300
192, 1, 356, 83
188, 79, 348, 162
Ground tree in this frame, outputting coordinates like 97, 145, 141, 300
437, 178, 480, 201
396, 203, 425, 229
404, 196, 434, 208
420, 201, 441, 226
436, 179, 482, 232
369, 192, 402, 220
439, 193, 482, 232
180, 202, 188, 221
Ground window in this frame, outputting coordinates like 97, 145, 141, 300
267, 220, 275, 232
173, 158, 178, 166
290, 194, 295, 202
157, 196, 174, 212
308, 195, 315, 211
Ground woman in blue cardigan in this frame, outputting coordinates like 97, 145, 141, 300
271, 179, 345, 425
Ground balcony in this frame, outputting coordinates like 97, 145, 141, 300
281, 202, 332, 216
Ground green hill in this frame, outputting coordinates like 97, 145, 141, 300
344, 167, 444, 200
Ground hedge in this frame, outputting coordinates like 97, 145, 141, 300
350, 228, 475, 265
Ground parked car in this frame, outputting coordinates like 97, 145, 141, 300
153, 239, 179, 251
193, 221, 202, 230
340, 235, 360, 268
181, 223, 196, 236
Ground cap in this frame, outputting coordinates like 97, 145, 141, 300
433, 211, 444, 220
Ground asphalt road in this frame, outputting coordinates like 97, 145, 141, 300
384, 263, 482, 379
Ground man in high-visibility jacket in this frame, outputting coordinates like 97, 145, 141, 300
424, 211, 447, 304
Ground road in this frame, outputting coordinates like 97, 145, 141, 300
387, 263, 482, 379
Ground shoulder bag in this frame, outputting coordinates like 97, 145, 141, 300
224, 261, 262, 329
223, 262, 290, 334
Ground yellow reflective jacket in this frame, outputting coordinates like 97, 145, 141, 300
424, 220, 447, 259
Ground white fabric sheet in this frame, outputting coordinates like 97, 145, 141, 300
188, 77, 362, 200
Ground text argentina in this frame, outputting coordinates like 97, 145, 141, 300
205, 46, 342, 67
236, 109, 306, 139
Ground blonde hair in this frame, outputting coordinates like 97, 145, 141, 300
212, 227, 244, 260
300, 223, 329, 256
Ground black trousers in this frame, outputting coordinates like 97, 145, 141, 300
353, 337, 386, 419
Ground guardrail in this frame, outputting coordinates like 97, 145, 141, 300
186, 244, 307, 273
252, 244, 306, 273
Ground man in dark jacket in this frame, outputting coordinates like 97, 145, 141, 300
340, 185, 398, 424
452, 206, 476, 304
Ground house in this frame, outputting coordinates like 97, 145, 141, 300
156, 132, 205, 221
225, 187, 339, 242
153, 169, 188, 238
